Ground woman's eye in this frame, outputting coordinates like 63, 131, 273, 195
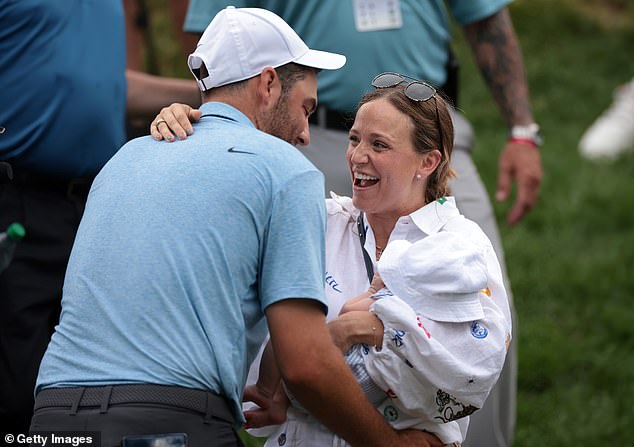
373, 141, 388, 150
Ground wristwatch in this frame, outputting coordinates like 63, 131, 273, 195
509, 123, 543, 147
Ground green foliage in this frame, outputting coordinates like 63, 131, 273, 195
454, 1, 634, 445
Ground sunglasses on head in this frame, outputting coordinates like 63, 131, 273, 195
371, 72, 443, 152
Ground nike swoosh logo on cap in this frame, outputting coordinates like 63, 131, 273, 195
227, 147, 256, 155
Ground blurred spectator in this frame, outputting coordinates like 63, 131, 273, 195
124, 0, 200, 139
0, 0, 197, 433
579, 78, 634, 160
0, 1, 126, 432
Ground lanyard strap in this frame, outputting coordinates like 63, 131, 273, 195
356, 212, 374, 285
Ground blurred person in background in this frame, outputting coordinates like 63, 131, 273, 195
579, 77, 634, 160
0, 0, 200, 434
124, 0, 201, 139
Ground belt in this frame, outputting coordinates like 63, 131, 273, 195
9, 168, 93, 198
309, 106, 353, 132
34, 384, 234, 423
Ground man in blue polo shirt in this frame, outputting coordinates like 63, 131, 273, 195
32, 7, 442, 447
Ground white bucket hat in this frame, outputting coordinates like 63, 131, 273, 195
378, 233, 488, 322
188, 6, 346, 91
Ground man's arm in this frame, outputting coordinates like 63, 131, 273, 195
126, 70, 201, 121
266, 299, 443, 447
463, 7, 543, 225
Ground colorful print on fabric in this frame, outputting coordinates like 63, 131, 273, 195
391, 329, 406, 347
470, 321, 488, 339
434, 389, 478, 422
417, 316, 432, 339
384, 405, 399, 422
277, 433, 286, 446
325, 272, 342, 293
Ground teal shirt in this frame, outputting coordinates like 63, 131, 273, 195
184, 0, 511, 113
36, 102, 327, 424
0, 0, 125, 177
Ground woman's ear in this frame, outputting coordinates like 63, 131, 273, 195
417, 149, 442, 179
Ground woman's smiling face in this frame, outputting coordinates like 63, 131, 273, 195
347, 98, 429, 220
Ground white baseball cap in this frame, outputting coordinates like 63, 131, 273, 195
378, 233, 488, 323
188, 6, 347, 91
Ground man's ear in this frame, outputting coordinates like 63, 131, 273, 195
255, 67, 282, 109
417, 149, 442, 178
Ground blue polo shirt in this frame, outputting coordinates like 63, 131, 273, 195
0, 0, 126, 177
185, 0, 510, 113
36, 102, 328, 423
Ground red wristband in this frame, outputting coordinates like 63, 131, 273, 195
508, 137, 539, 148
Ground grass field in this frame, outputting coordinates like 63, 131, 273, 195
145, 1, 634, 445
454, 1, 634, 445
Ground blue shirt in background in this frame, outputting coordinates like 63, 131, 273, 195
36, 102, 328, 423
184, 0, 510, 113
0, 0, 126, 177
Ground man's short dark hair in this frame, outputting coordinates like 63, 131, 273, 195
276, 63, 319, 98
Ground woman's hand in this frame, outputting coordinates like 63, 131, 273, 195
150, 103, 202, 142
328, 311, 384, 353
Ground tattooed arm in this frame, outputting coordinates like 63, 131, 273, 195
463, 8, 543, 225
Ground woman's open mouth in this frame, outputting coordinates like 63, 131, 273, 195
353, 172, 379, 187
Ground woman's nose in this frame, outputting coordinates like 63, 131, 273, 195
348, 142, 369, 165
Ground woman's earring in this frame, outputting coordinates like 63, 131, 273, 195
416, 174, 422, 179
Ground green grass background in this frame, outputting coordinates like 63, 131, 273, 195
454, 1, 634, 445
144, 0, 634, 445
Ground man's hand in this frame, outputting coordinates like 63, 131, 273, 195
496, 141, 543, 225
395, 429, 445, 447
150, 103, 201, 142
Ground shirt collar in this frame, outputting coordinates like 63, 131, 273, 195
408, 197, 460, 235
329, 194, 460, 238
198, 102, 256, 128
328, 192, 361, 234
329, 192, 359, 217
